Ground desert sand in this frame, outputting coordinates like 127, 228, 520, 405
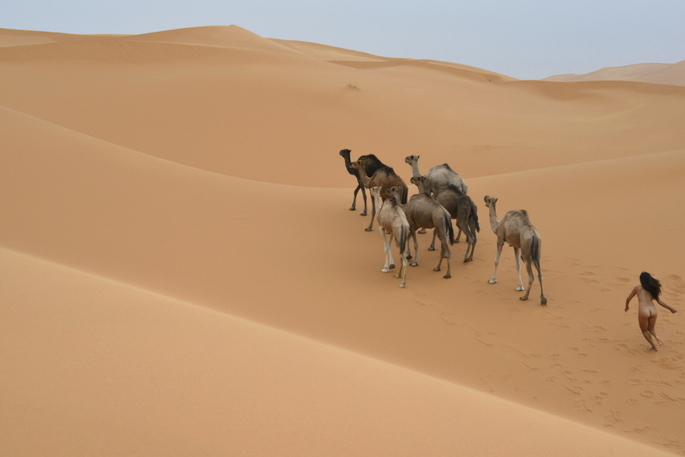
1, 25, 684, 456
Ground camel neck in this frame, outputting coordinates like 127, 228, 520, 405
408, 161, 422, 177
488, 203, 500, 232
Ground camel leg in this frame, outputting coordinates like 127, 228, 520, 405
513, 248, 525, 291
468, 219, 477, 262
520, 260, 534, 301
463, 234, 474, 263
458, 221, 473, 262
428, 229, 437, 251
350, 185, 360, 211
488, 241, 504, 284
379, 227, 395, 272
536, 264, 547, 305
433, 236, 451, 279
409, 230, 420, 267
359, 185, 368, 216
398, 253, 407, 288
365, 196, 376, 231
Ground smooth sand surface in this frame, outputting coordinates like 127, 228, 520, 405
2, 26, 684, 455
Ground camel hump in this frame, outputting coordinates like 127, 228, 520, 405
446, 184, 464, 195
441, 163, 453, 171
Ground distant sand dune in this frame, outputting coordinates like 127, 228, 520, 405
546, 60, 685, 86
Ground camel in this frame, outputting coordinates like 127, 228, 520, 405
384, 186, 454, 279
350, 160, 408, 232
484, 196, 547, 305
370, 186, 409, 288
339, 149, 386, 216
404, 155, 468, 195
412, 175, 479, 262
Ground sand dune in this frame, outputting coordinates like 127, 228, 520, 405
1, 26, 684, 455
546, 60, 685, 86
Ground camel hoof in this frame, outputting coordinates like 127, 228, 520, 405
433, 267, 440, 272
427, 247, 435, 251
410, 262, 419, 267
516, 286, 525, 292
488, 279, 497, 284
381, 268, 390, 273
349, 206, 355, 211
443, 274, 451, 279
364, 227, 373, 232
406, 254, 412, 260
418, 229, 427, 234
519, 296, 529, 301
360, 212, 367, 216
541, 298, 548, 306
389, 264, 396, 270
399, 284, 406, 288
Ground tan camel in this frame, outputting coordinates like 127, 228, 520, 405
404, 155, 468, 195
350, 160, 408, 232
484, 196, 547, 305
339, 149, 386, 216
384, 186, 455, 279
412, 175, 480, 262
371, 186, 409, 288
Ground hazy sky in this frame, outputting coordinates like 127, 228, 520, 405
4, 0, 684, 79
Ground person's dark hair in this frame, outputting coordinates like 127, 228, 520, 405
640, 272, 661, 300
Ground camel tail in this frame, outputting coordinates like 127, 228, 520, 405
401, 186, 408, 205
398, 224, 408, 256
445, 214, 455, 245
531, 235, 542, 270
471, 200, 480, 232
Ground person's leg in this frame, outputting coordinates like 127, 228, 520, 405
647, 314, 664, 346
639, 312, 658, 351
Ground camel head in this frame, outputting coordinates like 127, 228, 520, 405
339, 149, 351, 158
411, 175, 431, 194
404, 155, 420, 165
483, 195, 498, 207
382, 186, 402, 201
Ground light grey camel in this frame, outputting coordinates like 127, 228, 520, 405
484, 195, 547, 305
404, 155, 468, 195
384, 186, 455, 279
370, 186, 409, 288
350, 160, 408, 232
339, 149, 387, 216
412, 175, 480, 263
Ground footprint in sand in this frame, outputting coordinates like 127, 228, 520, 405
580, 272, 599, 283
604, 410, 624, 426
652, 357, 683, 370
640, 390, 654, 398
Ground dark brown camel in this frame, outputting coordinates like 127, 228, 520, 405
339, 149, 386, 216
351, 160, 408, 232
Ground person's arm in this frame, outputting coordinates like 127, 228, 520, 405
656, 298, 677, 313
625, 286, 638, 312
